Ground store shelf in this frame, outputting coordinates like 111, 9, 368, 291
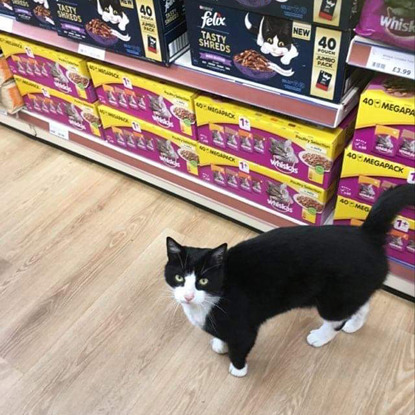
347, 36, 415, 80
1, 109, 413, 297
0, 15, 364, 128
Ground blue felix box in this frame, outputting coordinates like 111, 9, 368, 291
185, 0, 355, 103
10, 0, 57, 30
0, 0, 15, 18
53, 0, 188, 65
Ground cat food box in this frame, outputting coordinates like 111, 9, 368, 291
98, 105, 199, 176
11, 0, 57, 31
198, 143, 337, 225
195, 94, 355, 188
0, 34, 97, 103
88, 61, 198, 140
352, 75, 415, 168
201, 0, 363, 30
185, 0, 354, 102
337, 145, 415, 219
53, 0, 188, 65
334, 196, 415, 268
14, 75, 103, 138
0, 0, 15, 17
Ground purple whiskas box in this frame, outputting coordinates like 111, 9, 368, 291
356, 0, 415, 51
198, 143, 337, 225
185, 0, 356, 103
88, 61, 198, 140
195, 94, 356, 189
201, 0, 363, 30
14, 75, 104, 138
337, 145, 415, 219
98, 105, 199, 176
0, 34, 97, 103
334, 198, 415, 268
53, 0, 188, 65
352, 75, 415, 168
11, 0, 57, 31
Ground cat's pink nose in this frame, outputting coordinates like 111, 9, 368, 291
184, 293, 195, 302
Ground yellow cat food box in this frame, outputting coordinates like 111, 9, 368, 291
14, 75, 103, 138
197, 143, 337, 225
98, 105, 198, 176
0, 34, 97, 103
88, 61, 198, 139
195, 94, 356, 189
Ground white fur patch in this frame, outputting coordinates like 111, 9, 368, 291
307, 320, 342, 348
229, 363, 248, 377
211, 338, 228, 354
343, 303, 370, 334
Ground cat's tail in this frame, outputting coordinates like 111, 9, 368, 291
362, 184, 415, 243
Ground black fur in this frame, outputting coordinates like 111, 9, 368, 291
164, 184, 414, 370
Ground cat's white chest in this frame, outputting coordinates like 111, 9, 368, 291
182, 304, 208, 328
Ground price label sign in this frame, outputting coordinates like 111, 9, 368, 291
49, 121, 69, 141
0, 16, 14, 33
394, 218, 410, 233
78, 43, 106, 61
239, 160, 250, 173
367, 47, 414, 80
239, 116, 251, 132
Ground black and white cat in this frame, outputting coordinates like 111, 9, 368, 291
245, 13, 299, 66
164, 184, 414, 377
95, 0, 130, 32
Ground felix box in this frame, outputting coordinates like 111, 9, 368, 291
200, 0, 363, 30
0, 0, 15, 17
198, 143, 337, 225
0, 34, 97, 103
54, 0, 188, 65
196, 94, 355, 188
11, 0, 57, 31
337, 145, 415, 219
88, 61, 198, 140
334, 196, 415, 268
14, 75, 103, 138
352, 75, 415, 168
185, 0, 354, 102
98, 105, 199, 176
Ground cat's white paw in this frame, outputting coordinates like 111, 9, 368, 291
211, 338, 228, 355
307, 329, 336, 348
229, 363, 248, 378
343, 303, 369, 334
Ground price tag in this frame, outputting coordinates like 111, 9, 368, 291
239, 160, 250, 173
367, 47, 414, 80
78, 43, 106, 61
239, 116, 251, 132
122, 77, 133, 90
49, 121, 69, 140
0, 16, 14, 33
394, 218, 410, 233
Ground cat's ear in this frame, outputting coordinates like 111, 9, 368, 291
166, 237, 183, 256
209, 243, 228, 266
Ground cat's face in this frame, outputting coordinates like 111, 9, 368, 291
98, 0, 129, 29
261, 17, 292, 57
165, 238, 227, 306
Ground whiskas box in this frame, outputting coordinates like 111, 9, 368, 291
334, 197, 415, 267
98, 105, 199, 176
14, 75, 103, 138
352, 75, 415, 168
0, 34, 97, 103
198, 143, 337, 225
185, 0, 354, 102
54, 0, 188, 65
88, 61, 198, 139
11, 0, 57, 31
0, 0, 15, 17
337, 145, 415, 219
201, 0, 363, 30
195, 94, 355, 188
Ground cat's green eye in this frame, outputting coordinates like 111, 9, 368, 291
267, 38, 274, 44
199, 278, 209, 286
278, 41, 285, 47
175, 275, 184, 283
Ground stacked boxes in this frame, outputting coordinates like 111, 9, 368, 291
334, 75, 415, 267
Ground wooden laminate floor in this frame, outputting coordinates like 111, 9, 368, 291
0, 125, 414, 415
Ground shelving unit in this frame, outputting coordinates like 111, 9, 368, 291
347, 35, 415, 80
1, 110, 413, 297
0, 15, 363, 128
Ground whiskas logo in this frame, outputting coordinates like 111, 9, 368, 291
271, 158, 299, 174
160, 155, 180, 168
380, 15, 415, 34
267, 198, 293, 213
153, 114, 174, 128
201, 11, 226, 29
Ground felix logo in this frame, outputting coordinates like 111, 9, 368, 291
201, 11, 226, 29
